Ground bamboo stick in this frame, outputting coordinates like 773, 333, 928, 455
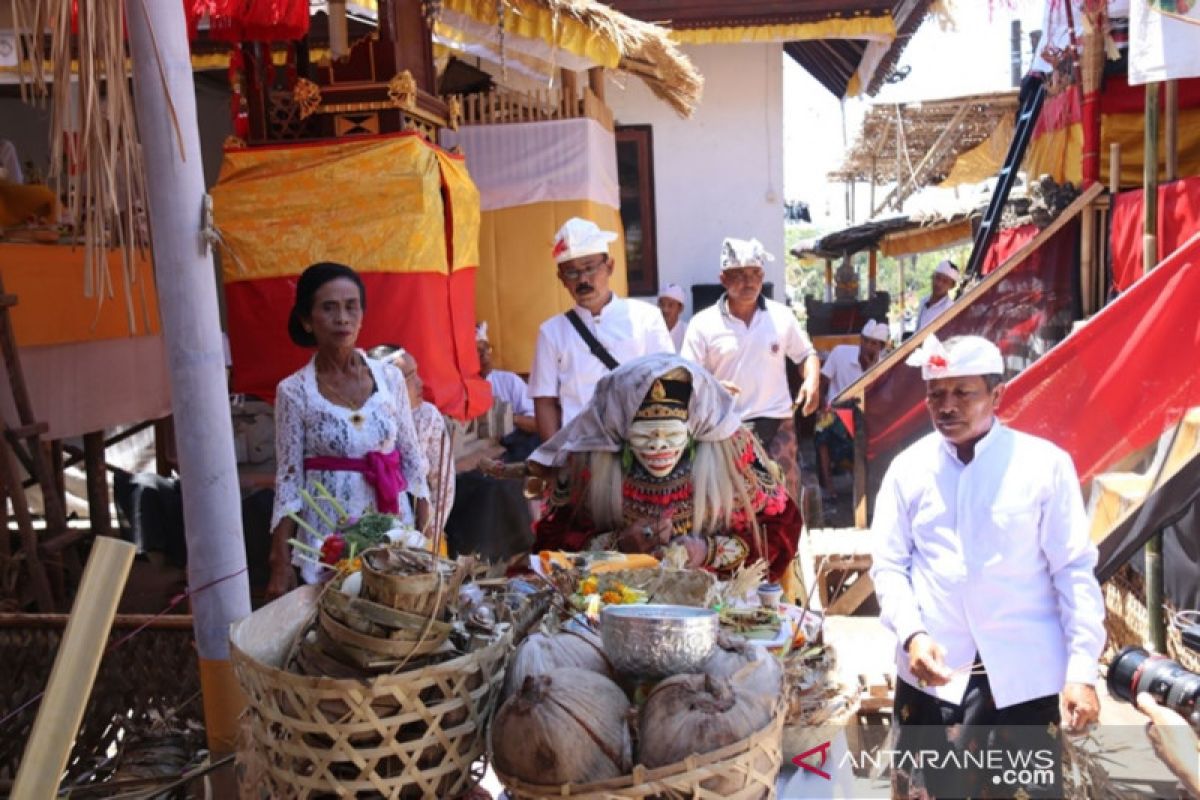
1109, 142, 1121, 194
11, 537, 136, 799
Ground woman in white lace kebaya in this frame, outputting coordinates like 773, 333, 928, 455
266, 263, 429, 597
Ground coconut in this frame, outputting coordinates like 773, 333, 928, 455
492, 669, 632, 786
703, 635, 783, 699
503, 629, 612, 698
639, 672, 774, 770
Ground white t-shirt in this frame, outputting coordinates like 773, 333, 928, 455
668, 319, 686, 353
487, 369, 534, 417
821, 344, 864, 404
681, 296, 815, 420
915, 293, 953, 331
528, 295, 674, 425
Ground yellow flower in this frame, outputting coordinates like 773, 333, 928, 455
619, 586, 641, 604
581, 576, 599, 596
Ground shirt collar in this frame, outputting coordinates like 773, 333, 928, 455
939, 418, 1004, 464
574, 292, 619, 320
718, 292, 767, 317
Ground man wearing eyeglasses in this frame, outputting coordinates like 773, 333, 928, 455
681, 237, 820, 503
528, 218, 674, 441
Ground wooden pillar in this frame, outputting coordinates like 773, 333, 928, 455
560, 69, 578, 116
868, 249, 878, 297
154, 416, 175, 476
1143, 80, 1165, 654
83, 431, 111, 537
1109, 142, 1121, 194
1165, 80, 1179, 181
588, 67, 606, 103
824, 259, 833, 303
853, 400, 867, 528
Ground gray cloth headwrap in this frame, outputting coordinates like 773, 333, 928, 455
530, 353, 743, 467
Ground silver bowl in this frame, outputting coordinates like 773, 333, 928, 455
599, 604, 718, 679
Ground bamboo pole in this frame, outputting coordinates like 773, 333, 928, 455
126, 0, 251, 761
1165, 80, 1179, 181
1143, 80, 1165, 654
1109, 142, 1121, 194
10, 537, 135, 799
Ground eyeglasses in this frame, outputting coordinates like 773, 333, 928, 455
558, 258, 606, 282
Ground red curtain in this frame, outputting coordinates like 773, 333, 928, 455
1000, 230, 1200, 484
1110, 176, 1200, 292
982, 224, 1039, 275
184, 0, 310, 42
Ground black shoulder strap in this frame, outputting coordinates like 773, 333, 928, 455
564, 309, 619, 370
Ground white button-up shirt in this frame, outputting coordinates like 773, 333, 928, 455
528, 295, 673, 425
668, 319, 686, 353
487, 370, 534, 417
821, 344, 864, 403
915, 293, 953, 330
681, 295, 815, 420
870, 422, 1104, 709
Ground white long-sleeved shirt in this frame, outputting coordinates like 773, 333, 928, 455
870, 422, 1105, 709
681, 295, 815, 420
915, 293, 953, 331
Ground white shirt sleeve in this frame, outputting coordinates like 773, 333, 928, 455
1041, 451, 1106, 685
528, 325, 559, 399
821, 348, 839, 379
644, 307, 675, 355
783, 311, 816, 363
870, 462, 928, 647
679, 318, 704, 366
270, 378, 306, 530
384, 363, 430, 501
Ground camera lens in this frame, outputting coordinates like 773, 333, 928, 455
1108, 645, 1200, 718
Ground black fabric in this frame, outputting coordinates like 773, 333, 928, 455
892, 670, 1062, 799
499, 429, 541, 463
113, 470, 187, 567
443, 470, 534, 562
747, 417, 783, 448
564, 309, 619, 370
1095, 447, 1200, 614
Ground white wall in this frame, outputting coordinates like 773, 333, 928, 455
605, 43, 786, 314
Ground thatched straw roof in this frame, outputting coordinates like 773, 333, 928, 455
526, 0, 703, 117
830, 90, 1019, 185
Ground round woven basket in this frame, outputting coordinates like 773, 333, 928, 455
360, 546, 466, 618
494, 702, 786, 800
781, 642, 859, 758
232, 585, 511, 799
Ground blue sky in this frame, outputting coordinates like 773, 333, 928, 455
784, 0, 1046, 227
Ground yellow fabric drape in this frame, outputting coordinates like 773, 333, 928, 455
941, 114, 1014, 188
475, 200, 626, 374
879, 219, 973, 258
214, 135, 454, 283
440, 0, 621, 69
669, 15, 895, 45
433, 149, 482, 271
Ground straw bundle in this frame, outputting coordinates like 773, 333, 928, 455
9, 0, 153, 334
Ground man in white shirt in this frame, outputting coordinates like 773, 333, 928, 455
870, 334, 1104, 798
681, 237, 819, 502
475, 322, 535, 432
913, 259, 960, 332
529, 218, 673, 440
813, 319, 889, 502
657, 283, 687, 352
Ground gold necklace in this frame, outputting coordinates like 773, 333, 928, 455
317, 368, 369, 428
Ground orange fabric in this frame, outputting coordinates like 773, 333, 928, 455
0, 243, 160, 346
475, 200, 627, 374
0, 181, 57, 226
214, 133, 473, 282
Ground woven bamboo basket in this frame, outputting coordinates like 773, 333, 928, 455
318, 586, 453, 663
361, 546, 467, 618
1102, 564, 1200, 673
494, 701, 786, 800
232, 585, 511, 799
781, 642, 859, 758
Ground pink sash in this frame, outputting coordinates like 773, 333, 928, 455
304, 450, 406, 515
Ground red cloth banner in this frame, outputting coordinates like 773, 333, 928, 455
982, 224, 1039, 276
1000, 231, 1200, 484
1110, 175, 1200, 292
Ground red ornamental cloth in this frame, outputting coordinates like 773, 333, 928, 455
184, 0, 310, 42
982, 224, 1038, 276
1110, 176, 1200, 293
999, 229, 1200, 484
532, 496, 802, 582
304, 451, 406, 515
